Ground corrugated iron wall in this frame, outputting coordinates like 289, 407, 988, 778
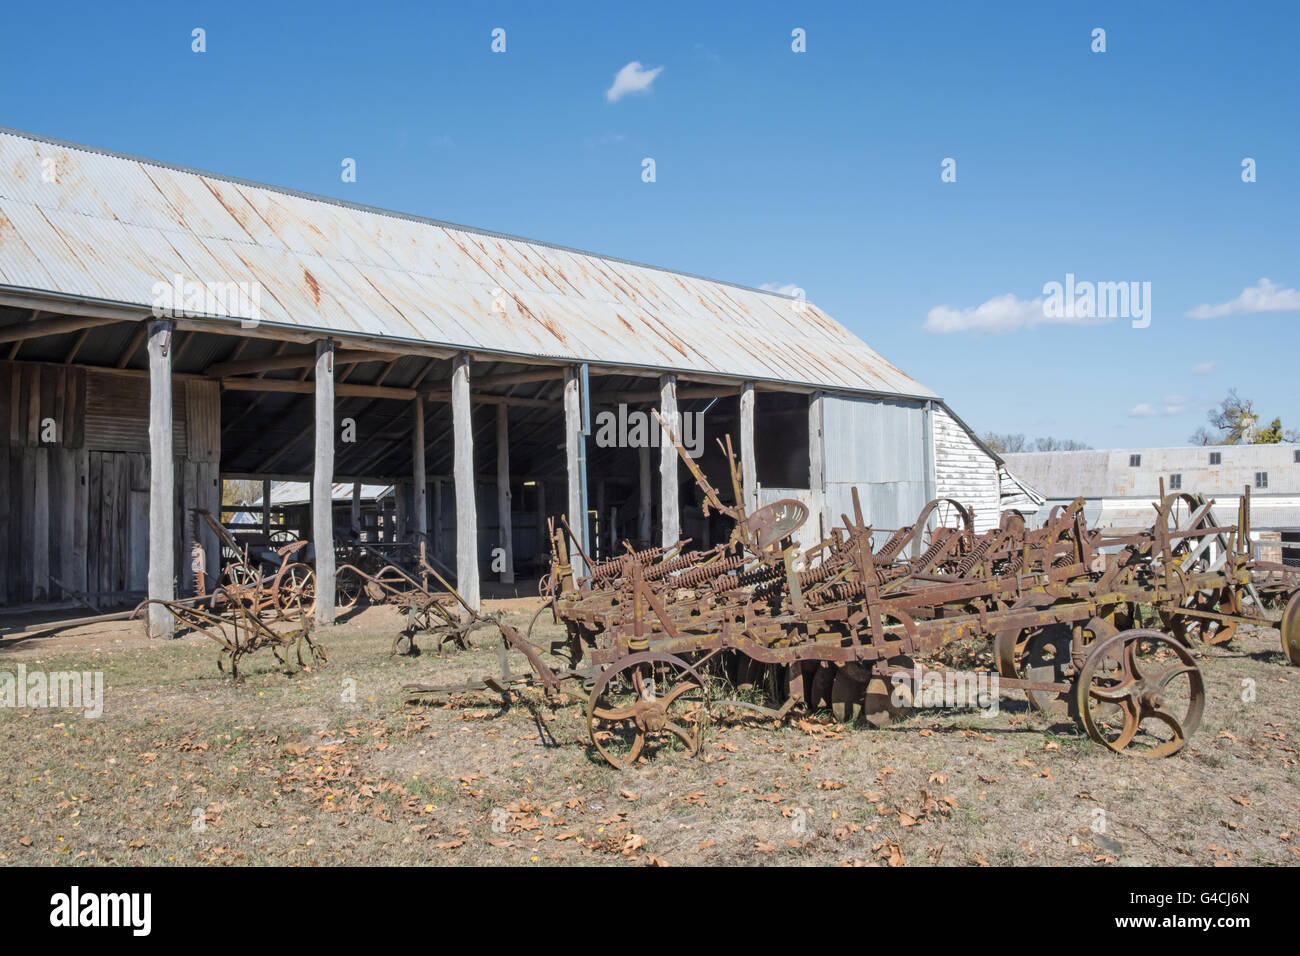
821, 394, 929, 532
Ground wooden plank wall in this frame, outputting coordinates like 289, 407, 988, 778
0, 361, 220, 607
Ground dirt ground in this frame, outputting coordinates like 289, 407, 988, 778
1, 600, 1296, 867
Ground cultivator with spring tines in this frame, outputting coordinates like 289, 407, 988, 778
412, 426, 1299, 768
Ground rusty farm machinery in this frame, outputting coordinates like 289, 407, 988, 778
133, 510, 326, 678
336, 539, 501, 655
406, 428, 1299, 769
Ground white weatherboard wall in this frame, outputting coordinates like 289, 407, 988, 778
933, 405, 1000, 533
821, 395, 929, 532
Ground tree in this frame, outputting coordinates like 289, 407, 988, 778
1190, 390, 1296, 444
222, 479, 263, 508
1256, 417, 1284, 444
981, 432, 1024, 454
981, 431, 1089, 453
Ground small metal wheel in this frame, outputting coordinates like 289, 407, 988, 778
1281, 592, 1300, 666
279, 563, 315, 618
336, 566, 362, 611
1073, 628, 1205, 758
587, 652, 709, 770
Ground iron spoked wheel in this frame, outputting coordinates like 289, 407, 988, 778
280, 563, 315, 619
336, 566, 362, 612
222, 562, 261, 592
1074, 629, 1205, 758
586, 652, 709, 770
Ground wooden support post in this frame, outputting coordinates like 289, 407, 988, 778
313, 339, 336, 623
808, 391, 827, 543
147, 319, 175, 637
496, 403, 514, 583
351, 481, 361, 540
412, 399, 427, 540
638, 445, 652, 546
261, 478, 272, 536
740, 381, 758, 515
433, 478, 443, 561
563, 367, 586, 577
452, 355, 480, 612
659, 374, 680, 548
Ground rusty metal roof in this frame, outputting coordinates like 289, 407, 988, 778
0, 127, 937, 398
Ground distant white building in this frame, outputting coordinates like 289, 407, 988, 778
1003, 445, 1300, 553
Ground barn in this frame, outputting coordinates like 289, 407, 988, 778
0, 127, 1031, 633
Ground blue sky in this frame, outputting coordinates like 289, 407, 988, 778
2, 0, 1296, 448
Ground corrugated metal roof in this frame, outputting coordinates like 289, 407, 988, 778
254, 482, 394, 507
0, 127, 937, 399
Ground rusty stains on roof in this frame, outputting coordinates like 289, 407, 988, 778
0, 127, 938, 399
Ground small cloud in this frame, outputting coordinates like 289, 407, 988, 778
1129, 395, 1191, 418
1191, 361, 1219, 375
924, 293, 1093, 335
760, 282, 804, 297
1185, 278, 1300, 319
606, 61, 663, 102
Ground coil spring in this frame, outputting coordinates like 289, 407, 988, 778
673, 554, 745, 588
955, 530, 1003, 576
874, 526, 914, 563
644, 550, 715, 581
589, 545, 665, 581
910, 527, 959, 571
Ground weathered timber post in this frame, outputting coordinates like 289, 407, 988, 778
313, 339, 337, 623
740, 381, 758, 516
496, 403, 514, 583
452, 354, 480, 612
147, 319, 175, 637
659, 374, 680, 548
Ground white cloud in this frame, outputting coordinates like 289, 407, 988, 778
924, 294, 1046, 334
605, 62, 663, 102
1129, 395, 1191, 418
1185, 278, 1300, 319
1191, 361, 1218, 375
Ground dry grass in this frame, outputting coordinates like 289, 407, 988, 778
1, 603, 1296, 867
